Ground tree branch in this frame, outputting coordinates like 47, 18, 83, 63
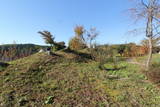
153, 24, 160, 38
141, 0, 149, 8
153, 16, 160, 23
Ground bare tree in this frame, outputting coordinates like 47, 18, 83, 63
129, 0, 160, 70
141, 37, 160, 48
87, 27, 99, 48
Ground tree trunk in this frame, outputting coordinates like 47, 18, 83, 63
146, 36, 152, 70
89, 40, 92, 48
146, 6, 153, 70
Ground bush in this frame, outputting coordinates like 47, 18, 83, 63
89, 46, 119, 70
68, 37, 87, 50
52, 41, 66, 51
90, 47, 108, 62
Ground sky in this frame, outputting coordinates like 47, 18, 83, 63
0, 0, 146, 45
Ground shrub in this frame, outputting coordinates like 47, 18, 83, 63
52, 41, 66, 51
68, 37, 87, 50
89, 46, 118, 70
90, 47, 108, 62
90, 45, 125, 70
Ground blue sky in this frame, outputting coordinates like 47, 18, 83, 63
0, 0, 145, 45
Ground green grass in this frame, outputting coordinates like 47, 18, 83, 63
0, 52, 160, 106
152, 54, 160, 63
135, 53, 160, 63
0, 66, 4, 71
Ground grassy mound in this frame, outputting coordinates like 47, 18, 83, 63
0, 52, 160, 107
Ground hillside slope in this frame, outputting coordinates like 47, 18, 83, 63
0, 52, 160, 107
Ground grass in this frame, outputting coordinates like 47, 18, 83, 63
0, 66, 5, 71
0, 52, 160, 106
134, 53, 160, 64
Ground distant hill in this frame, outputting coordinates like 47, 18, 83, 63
0, 44, 48, 62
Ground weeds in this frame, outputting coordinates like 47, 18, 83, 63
45, 96, 54, 104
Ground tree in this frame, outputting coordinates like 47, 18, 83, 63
38, 31, 66, 51
117, 45, 126, 56
141, 37, 160, 48
69, 25, 99, 50
87, 27, 99, 48
38, 31, 55, 47
129, 0, 160, 70
74, 25, 86, 43
141, 37, 160, 53
69, 25, 87, 50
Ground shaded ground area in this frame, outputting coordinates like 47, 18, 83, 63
0, 62, 9, 72
0, 52, 160, 107
0, 62, 9, 67
147, 68, 160, 87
